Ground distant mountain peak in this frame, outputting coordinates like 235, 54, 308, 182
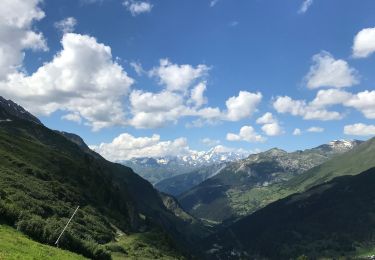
0, 96, 42, 125
264, 147, 288, 156
328, 139, 361, 148
315, 139, 363, 154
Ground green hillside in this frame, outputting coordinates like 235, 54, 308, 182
234, 136, 375, 223
0, 105, 199, 258
0, 224, 86, 260
179, 142, 362, 223
202, 167, 375, 259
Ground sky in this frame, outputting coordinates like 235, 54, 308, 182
1, 0, 375, 160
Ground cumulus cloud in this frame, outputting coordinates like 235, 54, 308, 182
298, 0, 313, 14
275, 89, 375, 121
130, 90, 183, 113
273, 95, 343, 121
224, 91, 262, 121
344, 123, 375, 136
128, 84, 262, 128
1, 33, 134, 131
128, 89, 187, 128
0, 0, 47, 80
293, 128, 302, 136
304, 51, 359, 89
261, 123, 283, 136
307, 126, 324, 133
310, 88, 353, 108
54, 17, 77, 34
227, 126, 265, 143
311, 89, 375, 119
345, 90, 375, 119
189, 82, 208, 108
91, 133, 190, 161
352, 27, 375, 58
61, 112, 82, 124
256, 112, 283, 136
123, 1, 153, 16
256, 112, 276, 124
150, 59, 209, 92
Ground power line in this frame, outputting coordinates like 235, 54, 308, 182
55, 206, 80, 247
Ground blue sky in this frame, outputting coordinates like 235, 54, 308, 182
1, 0, 375, 160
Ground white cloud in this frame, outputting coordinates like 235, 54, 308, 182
293, 128, 302, 136
227, 126, 265, 143
1, 33, 134, 131
298, 0, 313, 14
344, 123, 375, 136
261, 123, 283, 136
130, 90, 183, 113
189, 82, 207, 108
304, 51, 359, 89
345, 90, 375, 119
201, 138, 220, 147
256, 112, 276, 124
54, 17, 77, 34
256, 112, 283, 136
128, 89, 186, 128
210, 0, 219, 7
91, 133, 190, 161
0, 0, 47, 80
307, 126, 324, 133
150, 59, 209, 92
123, 1, 153, 16
275, 89, 375, 121
61, 112, 82, 124
310, 88, 352, 108
352, 27, 375, 58
130, 61, 145, 76
224, 91, 262, 121
273, 96, 343, 121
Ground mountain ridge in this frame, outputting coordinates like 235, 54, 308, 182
0, 96, 205, 259
121, 146, 247, 184
178, 139, 363, 223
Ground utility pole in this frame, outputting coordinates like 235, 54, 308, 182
55, 206, 80, 247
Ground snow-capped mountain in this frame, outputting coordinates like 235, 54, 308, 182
326, 139, 363, 152
122, 145, 249, 184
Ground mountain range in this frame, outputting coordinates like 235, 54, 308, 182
121, 146, 247, 184
178, 140, 363, 223
155, 163, 227, 196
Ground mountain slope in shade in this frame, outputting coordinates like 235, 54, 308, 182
201, 167, 375, 259
0, 96, 42, 125
155, 163, 227, 196
178, 140, 362, 223
121, 146, 247, 184
0, 96, 205, 259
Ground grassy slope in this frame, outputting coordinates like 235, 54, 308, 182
0, 119, 191, 258
0, 224, 86, 260
203, 167, 375, 259
106, 229, 185, 260
214, 138, 375, 224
